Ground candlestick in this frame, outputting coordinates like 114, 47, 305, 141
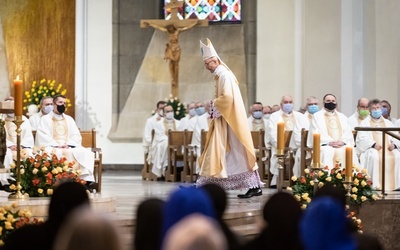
345, 146, 353, 182
277, 120, 284, 155
13, 76, 23, 117
312, 133, 320, 167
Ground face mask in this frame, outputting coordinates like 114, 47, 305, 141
189, 109, 197, 117
282, 103, 293, 113
158, 109, 164, 117
165, 112, 174, 120
44, 105, 53, 114
381, 107, 388, 116
263, 114, 271, 120
6, 113, 14, 118
253, 111, 262, 119
56, 104, 66, 114
371, 109, 382, 119
324, 102, 337, 111
358, 109, 369, 118
196, 107, 205, 116
308, 105, 319, 114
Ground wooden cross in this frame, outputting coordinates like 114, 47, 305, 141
140, 0, 208, 97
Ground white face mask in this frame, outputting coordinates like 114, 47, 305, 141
165, 112, 174, 120
158, 109, 164, 117
6, 113, 14, 119
44, 105, 54, 114
263, 114, 271, 119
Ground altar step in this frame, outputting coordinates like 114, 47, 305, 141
114, 207, 262, 250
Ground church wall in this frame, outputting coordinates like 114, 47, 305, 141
257, 0, 399, 117
256, 0, 295, 108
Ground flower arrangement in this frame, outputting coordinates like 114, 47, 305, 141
23, 78, 72, 111
0, 203, 43, 245
7, 148, 85, 197
288, 164, 378, 209
165, 94, 186, 120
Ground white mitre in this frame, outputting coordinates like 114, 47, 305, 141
199, 38, 230, 71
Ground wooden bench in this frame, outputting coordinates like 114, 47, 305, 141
299, 128, 312, 177
165, 130, 186, 182
142, 130, 158, 181
251, 129, 271, 187
80, 128, 103, 192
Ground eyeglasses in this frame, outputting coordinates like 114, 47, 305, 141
204, 60, 214, 66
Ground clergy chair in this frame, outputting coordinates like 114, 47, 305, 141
80, 128, 103, 192
142, 130, 158, 181
282, 130, 294, 187
299, 128, 313, 177
181, 130, 196, 183
200, 130, 208, 154
251, 129, 271, 187
165, 130, 185, 182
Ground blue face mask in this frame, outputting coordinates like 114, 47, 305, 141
381, 107, 388, 116
282, 103, 293, 113
308, 105, 319, 114
371, 109, 382, 119
189, 109, 197, 117
253, 111, 262, 119
196, 107, 205, 116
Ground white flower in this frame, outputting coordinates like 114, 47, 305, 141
361, 180, 366, 187
352, 187, 358, 193
353, 178, 359, 185
47, 189, 53, 195
301, 193, 309, 200
32, 168, 38, 174
326, 176, 332, 182
318, 171, 324, 177
361, 196, 367, 202
304, 169, 310, 174
291, 176, 297, 181
294, 195, 301, 202
286, 187, 292, 191
306, 197, 311, 203
372, 194, 378, 200
362, 169, 367, 174
37, 188, 43, 194
41, 167, 48, 172
309, 180, 314, 186
20, 169, 25, 175
336, 173, 342, 179
351, 194, 357, 200
301, 204, 307, 209
318, 182, 324, 188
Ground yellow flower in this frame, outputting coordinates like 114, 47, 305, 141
301, 193, 309, 200
318, 171, 324, 177
10, 163, 15, 169
309, 180, 314, 186
0, 214, 4, 220
306, 197, 311, 203
301, 204, 307, 209
336, 173, 342, 179
361, 196, 367, 202
47, 189, 53, 195
286, 187, 292, 191
51, 169, 58, 174
4, 221, 13, 230
372, 194, 378, 200
356, 219, 362, 224
41, 167, 48, 172
32, 168, 38, 175
7, 214, 15, 223
326, 176, 332, 182
318, 182, 324, 188
351, 194, 357, 200
294, 195, 301, 202
20, 169, 25, 175
352, 187, 358, 193
11, 202, 17, 209
291, 176, 297, 181
362, 169, 367, 174
37, 188, 43, 194
304, 169, 310, 174
9, 184, 16, 190
361, 180, 366, 187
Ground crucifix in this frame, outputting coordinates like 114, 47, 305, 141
141, 0, 208, 97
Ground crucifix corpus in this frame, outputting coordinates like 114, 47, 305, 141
141, 0, 208, 97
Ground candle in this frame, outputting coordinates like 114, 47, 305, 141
14, 76, 23, 116
313, 133, 320, 167
277, 120, 284, 154
345, 146, 353, 181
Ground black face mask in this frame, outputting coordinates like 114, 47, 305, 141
56, 104, 66, 114
324, 102, 337, 111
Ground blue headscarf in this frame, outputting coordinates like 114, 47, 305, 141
300, 197, 357, 250
161, 187, 215, 242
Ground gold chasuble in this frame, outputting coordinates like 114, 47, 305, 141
370, 118, 395, 189
52, 117, 69, 145
252, 119, 265, 131
324, 112, 343, 161
199, 65, 256, 179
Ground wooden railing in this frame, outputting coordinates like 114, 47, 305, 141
354, 126, 400, 196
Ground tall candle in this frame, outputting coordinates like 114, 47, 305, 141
14, 76, 23, 116
345, 146, 353, 181
313, 133, 320, 166
277, 120, 284, 153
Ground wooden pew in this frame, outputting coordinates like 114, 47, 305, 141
251, 129, 271, 187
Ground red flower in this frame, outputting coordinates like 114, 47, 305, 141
46, 179, 53, 185
32, 179, 40, 186
46, 172, 53, 179
357, 173, 363, 179
34, 162, 41, 168
29, 157, 35, 163
44, 161, 50, 167
300, 176, 306, 184
56, 173, 62, 179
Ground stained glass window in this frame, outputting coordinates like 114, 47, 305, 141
164, 0, 241, 23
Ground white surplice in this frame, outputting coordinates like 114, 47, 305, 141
142, 113, 162, 154
307, 109, 356, 169
179, 115, 197, 131
356, 117, 400, 190
2, 115, 34, 185
36, 112, 94, 182
191, 112, 210, 174
150, 118, 180, 177
29, 112, 43, 131
291, 113, 312, 177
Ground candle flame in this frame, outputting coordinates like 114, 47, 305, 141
16, 75, 20, 80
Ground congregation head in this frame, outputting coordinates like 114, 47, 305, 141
251, 102, 263, 119
306, 96, 319, 114
280, 95, 294, 114
40, 96, 54, 114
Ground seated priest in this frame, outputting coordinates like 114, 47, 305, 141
191, 101, 211, 174
307, 94, 357, 169
36, 94, 95, 187
149, 105, 181, 178
1, 97, 34, 186
29, 96, 54, 130
178, 102, 197, 131
248, 102, 268, 131
356, 98, 400, 191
